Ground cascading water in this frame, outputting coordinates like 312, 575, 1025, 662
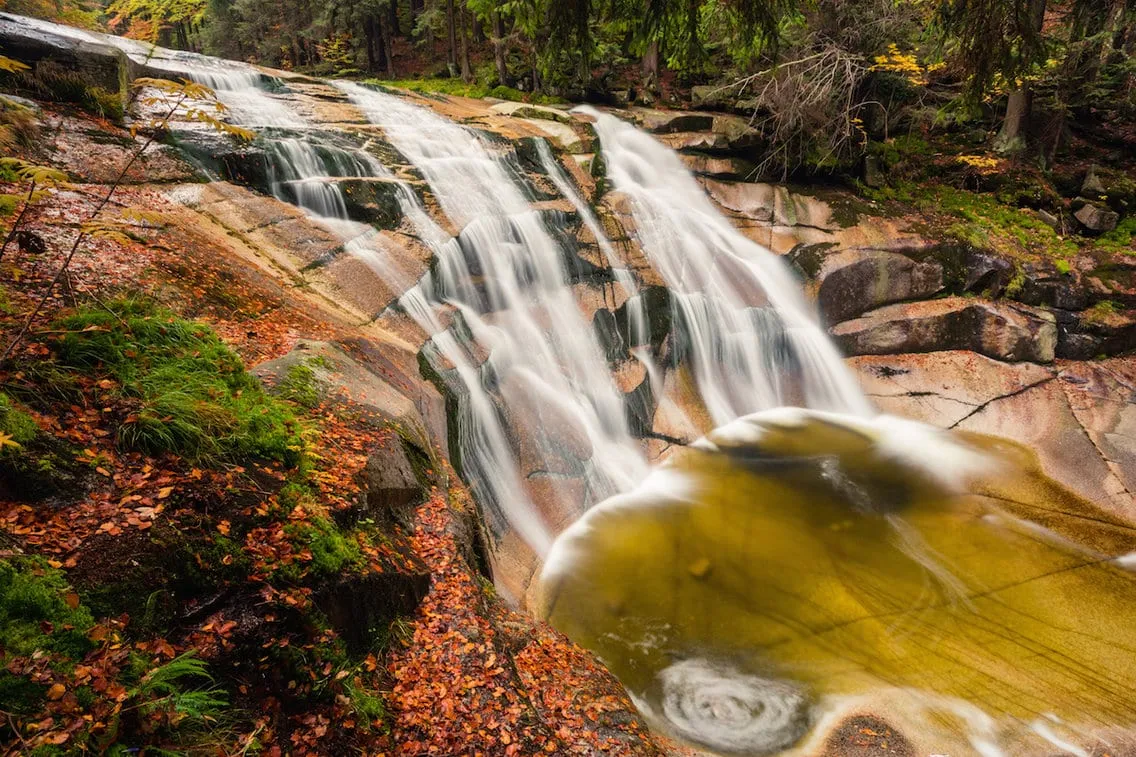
582, 107, 872, 424
337, 81, 649, 554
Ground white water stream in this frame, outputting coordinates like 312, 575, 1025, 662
582, 107, 871, 423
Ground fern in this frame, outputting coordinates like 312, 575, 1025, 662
0, 158, 68, 186
134, 651, 228, 725
0, 55, 30, 74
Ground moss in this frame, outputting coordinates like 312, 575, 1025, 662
343, 677, 388, 728
0, 392, 39, 450
277, 362, 321, 409
0, 556, 96, 715
1096, 216, 1136, 255
1082, 300, 1120, 326
296, 517, 363, 577
0, 556, 94, 658
867, 181, 1077, 261
1004, 266, 1026, 299
52, 298, 304, 466
369, 77, 492, 99
362, 77, 565, 105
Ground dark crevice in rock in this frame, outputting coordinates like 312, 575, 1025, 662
949, 376, 1057, 429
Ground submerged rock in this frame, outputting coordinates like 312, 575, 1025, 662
539, 409, 1136, 757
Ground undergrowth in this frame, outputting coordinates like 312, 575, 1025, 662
866, 180, 1079, 261
366, 78, 564, 104
50, 298, 303, 465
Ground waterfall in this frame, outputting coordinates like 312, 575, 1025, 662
337, 81, 649, 554
582, 107, 872, 423
4, 10, 875, 553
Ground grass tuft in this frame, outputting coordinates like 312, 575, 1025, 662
52, 298, 303, 466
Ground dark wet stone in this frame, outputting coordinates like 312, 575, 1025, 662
822, 715, 915, 757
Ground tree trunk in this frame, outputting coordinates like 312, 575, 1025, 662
492, 11, 508, 85
374, 16, 388, 71
994, 88, 1031, 154
642, 40, 659, 90
388, 0, 400, 38
460, 6, 473, 82
380, 14, 395, 76
409, 0, 422, 32
446, 0, 457, 69
993, 0, 1046, 155
364, 17, 377, 72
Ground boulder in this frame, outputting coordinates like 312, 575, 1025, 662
657, 131, 730, 152
1015, 261, 1090, 311
0, 13, 128, 98
631, 108, 715, 134
831, 297, 1057, 363
254, 341, 430, 450
488, 100, 573, 124
680, 153, 758, 181
805, 249, 944, 324
701, 180, 838, 230
711, 114, 761, 149
690, 85, 730, 109
1034, 208, 1060, 229
1075, 203, 1119, 233
515, 117, 589, 153
1055, 306, 1136, 359
1081, 164, 1106, 197
363, 438, 424, 530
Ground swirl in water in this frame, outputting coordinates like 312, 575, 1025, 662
657, 659, 811, 755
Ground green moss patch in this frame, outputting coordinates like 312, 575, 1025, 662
867, 181, 1077, 262
0, 391, 39, 450
0, 556, 95, 716
51, 299, 303, 466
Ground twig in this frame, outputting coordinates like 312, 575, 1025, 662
0, 91, 190, 367
0, 180, 37, 264
0, 113, 68, 264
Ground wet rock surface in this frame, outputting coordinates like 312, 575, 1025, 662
831, 297, 1058, 363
